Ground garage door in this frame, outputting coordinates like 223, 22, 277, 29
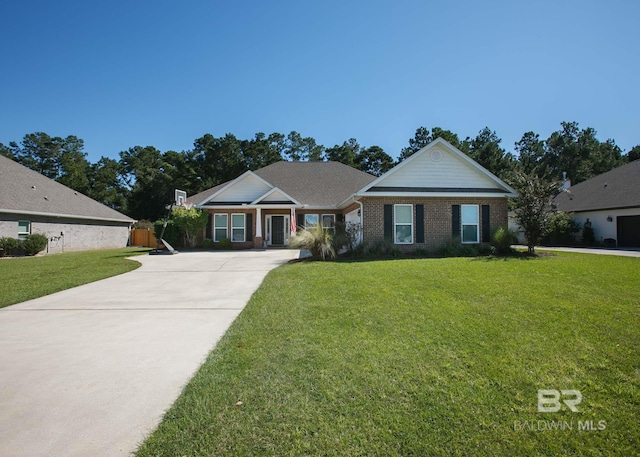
617, 215, 640, 247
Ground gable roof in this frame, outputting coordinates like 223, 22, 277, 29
553, 160, 640, 212
191, 161, 377, 208
357, 138, 517, 197
0, 155, 134, 223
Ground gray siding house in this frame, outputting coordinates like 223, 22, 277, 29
0, 155, 134, 253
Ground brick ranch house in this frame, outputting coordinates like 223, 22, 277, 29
188, 138, 517, 251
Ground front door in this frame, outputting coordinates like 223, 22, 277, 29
271, 216, 285, 245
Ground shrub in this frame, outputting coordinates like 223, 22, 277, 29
364, 239, 396, 257
22, 233, 48, 256
171, 207, 208, 248
543, 211, 580, 246
153, 219, 182, 248
291, 224, 336, 260
203, 238, 214, 250
133, 219, 154, 229
217, 238, 232, 250
0, 237, 19, 256
492, 226, 517, 255
438, 237, 483, 257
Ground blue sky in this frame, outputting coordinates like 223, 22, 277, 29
1, 0, 638, 163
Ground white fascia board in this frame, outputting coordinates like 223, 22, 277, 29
355, 138, 517, 195
336, 194, 361, 209
250, 187, 301, 206
200, 204, 299, 210
0, 208, 135, 224
357, 191, 516, 198
196, 171, 274, 206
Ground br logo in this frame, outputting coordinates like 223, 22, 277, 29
538, 389, 582, 413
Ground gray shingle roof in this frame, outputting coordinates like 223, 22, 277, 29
554, 160, 640, 212
190, 161, 377, 207
0, 155, 134, 223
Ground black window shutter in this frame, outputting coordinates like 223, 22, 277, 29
383, 205, 393, 241
297, 213, 304, 229
415, 204, 425, 243
481, 205, 490, 243
246, 213, 253, 242
452, 205, 461, 238
336, 214, 344, 223
206, 212, 212, 239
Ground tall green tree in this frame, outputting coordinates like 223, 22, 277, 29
465, 127, 515, 179
324, 138, 361, 167
241, 132, 284, 170
357, 145, 394, 176
398, 127, 432, 162
628, 145, 640, 162
282, 131, 324, 161
119, 145, 173, 220
193, 133, 246, 189
86, 157, 128, 212
4, 132, 92, 193
515, 131, 547, 176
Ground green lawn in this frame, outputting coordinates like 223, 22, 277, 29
0, 248, 149, 308
136, 253, 639, 456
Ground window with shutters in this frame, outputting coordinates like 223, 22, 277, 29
394, 204, 413, 244
461, 205, 479, 243
213, 214, 228, 242
231, 213, 246, 242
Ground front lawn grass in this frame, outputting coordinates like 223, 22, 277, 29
0, 248, 149, 308
136, 253, 639, 456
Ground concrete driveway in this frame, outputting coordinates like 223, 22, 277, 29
0, 249, 299, 457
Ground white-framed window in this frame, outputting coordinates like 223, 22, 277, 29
231, 213, 245, 242
213, 214, 228, 242
394, 204, 413, 244
18, 220, 31, 241
461, 205, 479, 243
322, 214, 336, 233
305, 214, 319, 228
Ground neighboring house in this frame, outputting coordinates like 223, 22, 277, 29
554, 160, 640, 247
190, 138, 516, 251
0, 155, 135, 253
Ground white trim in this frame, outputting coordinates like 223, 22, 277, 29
195, 171, 275, 207
230, 213, 246, 243
256, 208, 262, 238
394, 204, 413, 245
250, 187, 301, 206
461, 204, 480, 244
0, 208, 134, 224
265, 214, 291, 246
355, 192, 513, 199
355, 138, 517, 197
213, 213, 228, 242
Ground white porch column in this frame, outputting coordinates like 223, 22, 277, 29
255, 207, 262, 238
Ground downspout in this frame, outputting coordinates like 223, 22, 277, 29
355, 197, 364, 246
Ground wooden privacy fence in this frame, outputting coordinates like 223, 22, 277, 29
131, 228, 158, 248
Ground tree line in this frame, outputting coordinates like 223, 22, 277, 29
1, 123, 637, 221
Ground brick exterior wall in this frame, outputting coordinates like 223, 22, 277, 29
362, 197, 508, 252
205, 208, 257, 249
0, 213, 131, 253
